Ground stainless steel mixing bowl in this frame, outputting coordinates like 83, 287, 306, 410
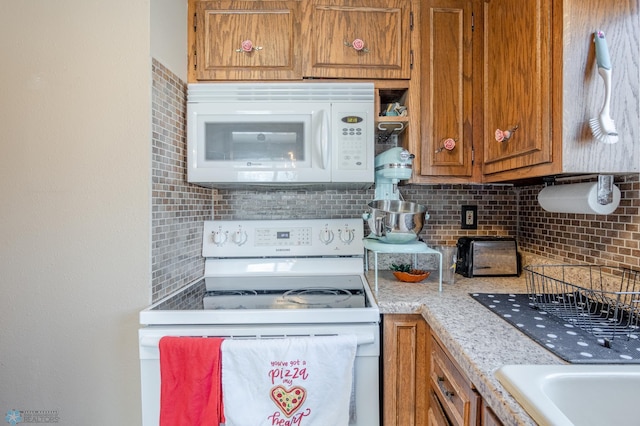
365, 200, 428, 243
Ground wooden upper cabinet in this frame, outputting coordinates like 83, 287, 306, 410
558, 0, 639, 175
481, 0, 553, 176
189, 1, 302, 80
302, 0, 413, 79
419, 0, 475, 178
481, 0, 638, 181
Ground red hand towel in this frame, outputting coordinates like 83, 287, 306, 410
159, 336, 224, 426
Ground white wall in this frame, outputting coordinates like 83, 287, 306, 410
152, 0, 187, 81
0, 1, 151, 424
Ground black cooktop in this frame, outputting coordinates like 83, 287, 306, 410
472, 293, 640, 364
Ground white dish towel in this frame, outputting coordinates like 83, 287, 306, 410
221, 335, 357, 426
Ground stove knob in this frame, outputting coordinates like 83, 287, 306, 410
319, 228, 334, 245
212, 230, 227, 246
232, 229, 248, 246
339, 228, 355, 244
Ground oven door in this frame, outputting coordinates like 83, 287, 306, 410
139, 323, 380, 426
187, 102, 331, 186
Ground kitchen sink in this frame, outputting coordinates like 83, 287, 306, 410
496, 364, 640, 426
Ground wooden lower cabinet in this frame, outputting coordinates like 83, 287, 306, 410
383, 317, 504, 426
428, 389, 451, 426
482, 404, 502, 426
383, 314, 429, 426
430, 334, 480, 425
429, 332, 505, 426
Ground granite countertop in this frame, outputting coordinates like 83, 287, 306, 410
366, 269, 565, 426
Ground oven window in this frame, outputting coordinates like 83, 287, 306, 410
205, 122, 305, 162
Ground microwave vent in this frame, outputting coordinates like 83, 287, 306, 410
188, 82, 375, 103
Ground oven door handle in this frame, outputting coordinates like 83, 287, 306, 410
139, 333, 375, 358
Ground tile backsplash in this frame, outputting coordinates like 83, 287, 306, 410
519, 174, 639, 271
151, 58, 639, 302
213, 183, 519, 247
151, 59, 212, 301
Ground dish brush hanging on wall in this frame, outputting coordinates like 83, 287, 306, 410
589, 30, 619, 144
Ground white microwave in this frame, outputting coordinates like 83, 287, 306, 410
186, 82, 375, 189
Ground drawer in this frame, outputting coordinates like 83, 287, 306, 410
430, 337, 480, 426
428, 389, 452, 426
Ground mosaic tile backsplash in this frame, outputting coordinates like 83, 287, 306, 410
150, 59, 639, 302
151, 59, 212, 301
519, 174, 639, 271
212, 183, 519, 247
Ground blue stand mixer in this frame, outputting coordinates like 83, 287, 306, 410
363, 147, 429, 244
362, 147, 442, 291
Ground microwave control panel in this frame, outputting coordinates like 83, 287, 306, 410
332, 102, 373, 172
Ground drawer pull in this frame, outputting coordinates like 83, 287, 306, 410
437, 376, 455, 400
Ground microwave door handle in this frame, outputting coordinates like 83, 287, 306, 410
319, 110, 330, 169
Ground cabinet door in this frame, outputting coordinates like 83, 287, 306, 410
420, 0, 475, 177
482, 404, 503, 426
382, 314, 428, 426
191, 1, 301, 80
482, 0, 553, 175
303, 0, 412, 79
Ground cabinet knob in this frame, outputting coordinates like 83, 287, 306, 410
236, 39, 263, 53
494, 125, 519, 142
344, 38, 369, 53
435, 138, 457, 153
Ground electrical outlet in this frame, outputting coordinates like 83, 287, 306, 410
461, 205, 478, 229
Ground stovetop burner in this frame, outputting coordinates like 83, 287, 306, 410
203, 286, 366, 310
283, 287, 354, 305
206, 289, 259, 296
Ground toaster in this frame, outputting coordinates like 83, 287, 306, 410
455, 237, 521, 277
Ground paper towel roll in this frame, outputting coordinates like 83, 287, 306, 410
538, 182, 621, 214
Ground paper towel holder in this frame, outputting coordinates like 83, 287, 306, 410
538, 175, 620, 214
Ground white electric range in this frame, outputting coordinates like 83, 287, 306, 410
139, 218, 380, 426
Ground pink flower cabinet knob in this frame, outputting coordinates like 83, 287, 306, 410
494, 125, 519, 142
435, 138, 457, 154
344, 38, 369, 53
236, 40, 263, 53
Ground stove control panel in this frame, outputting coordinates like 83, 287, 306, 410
203, 218, 364, 258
